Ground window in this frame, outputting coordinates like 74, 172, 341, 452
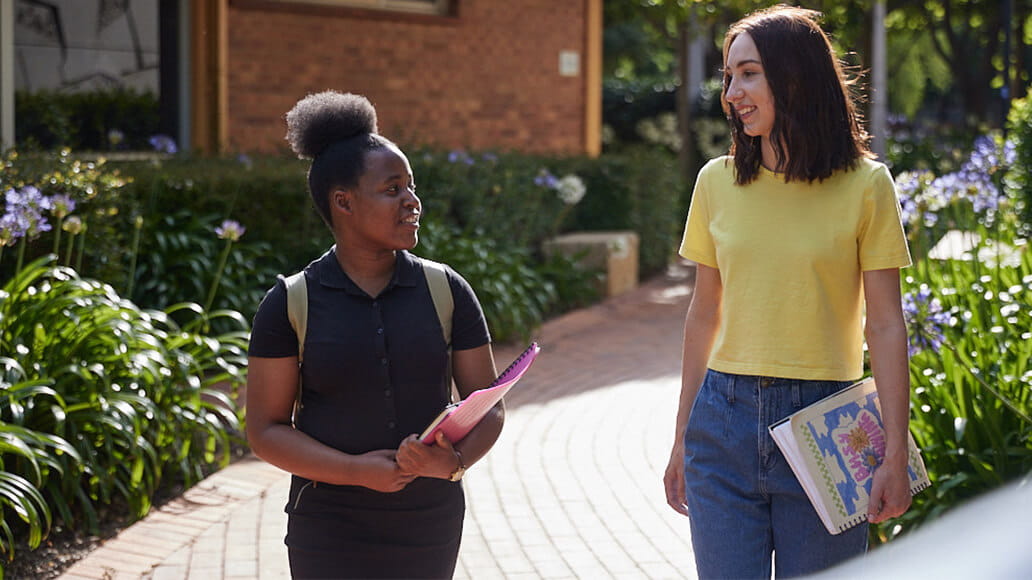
12, 0, 172, 151
267, 0, 450, 16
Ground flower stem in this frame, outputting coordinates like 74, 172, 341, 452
125, 217, 143, 297
65, 232, 76, 266
75, 224, 86, 272
205, 240, 234, 312
53, 220, 62, 254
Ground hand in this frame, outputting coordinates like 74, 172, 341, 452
867, 458, 912, 524
395, 432, 461, 479
664, 446, 689, 516
358, 449, 418, 493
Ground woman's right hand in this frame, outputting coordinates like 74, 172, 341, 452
664, 445, 689, 516
359, 449, 418, 493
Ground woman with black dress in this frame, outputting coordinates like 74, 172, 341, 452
246, 91, 503, 579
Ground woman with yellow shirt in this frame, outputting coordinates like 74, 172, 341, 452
663, 6, 913, 578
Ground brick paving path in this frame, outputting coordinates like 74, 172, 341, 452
59, 261, 700, 580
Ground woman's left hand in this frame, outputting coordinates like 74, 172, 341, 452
395, 432, 461, 479
867, 458, 912, 524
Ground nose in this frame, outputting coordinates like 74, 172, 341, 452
726, 78, 743, 102
403, 188, 420, 209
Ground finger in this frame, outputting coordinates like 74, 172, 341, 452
435, 431, 454, 450
664, 476, 688, 515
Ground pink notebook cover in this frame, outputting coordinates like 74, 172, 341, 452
420, 342, 540, 444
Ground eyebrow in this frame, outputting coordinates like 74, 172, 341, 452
731, 58, 763, 69
380, 173, 412, 186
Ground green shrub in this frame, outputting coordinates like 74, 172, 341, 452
0, 256, 246, 560
562, 146, 689, 277
889, 251, 1032, 540
417, 220, 600, 343
126, 210, 279, 330
109, 154, 327, 277
872, 135, 1032, 543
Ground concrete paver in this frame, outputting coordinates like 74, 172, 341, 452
59, 261, 699, 580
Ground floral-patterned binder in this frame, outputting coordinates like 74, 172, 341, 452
769, 377, 931, 534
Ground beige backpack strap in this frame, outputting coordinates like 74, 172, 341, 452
421, 259, 453, 347
283, 271, 308, 364
422, 259, 455, 402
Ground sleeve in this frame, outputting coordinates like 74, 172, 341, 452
247, 278, 300, 358
678, 161, 718, 267
858, 164, 913, 271
446, 266, 492, 351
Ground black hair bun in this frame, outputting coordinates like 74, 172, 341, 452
285, 91, 378, 159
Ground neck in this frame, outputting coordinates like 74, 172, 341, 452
760, 137, 781, 172
334, 241, 398, 297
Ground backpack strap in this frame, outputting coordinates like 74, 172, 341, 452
283, 271, 308, 364
421, 259, 454, 348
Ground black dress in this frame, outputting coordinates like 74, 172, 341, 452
248, 248, 491, 579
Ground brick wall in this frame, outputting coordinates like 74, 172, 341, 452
227, 0, 588, 156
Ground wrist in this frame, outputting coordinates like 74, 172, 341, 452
447, 448, 466, 482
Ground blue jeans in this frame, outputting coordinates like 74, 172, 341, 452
683, 370, 868, 579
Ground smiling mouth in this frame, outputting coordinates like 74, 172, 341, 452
401, 214, 420, 226
737, 105, 756, 119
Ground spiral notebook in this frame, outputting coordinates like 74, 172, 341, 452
768, 377, 931, 534
420, 342, 541, 444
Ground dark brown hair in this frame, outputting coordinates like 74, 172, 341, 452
721, 5, 872, 185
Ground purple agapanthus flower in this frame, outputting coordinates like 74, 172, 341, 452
447, 150, 474, 165
902, 285, 952, 356
2, 186, 52, 241
215, 219, 246, 242
149, 134, 178, 155
534, 169, 559, 189
894, 170, 933, 227
49, 193, 76, 219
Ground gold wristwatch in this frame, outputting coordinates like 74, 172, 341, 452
447, 448, 466, 482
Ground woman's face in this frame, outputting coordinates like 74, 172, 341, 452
342, 145, 421, 251
724, 32, 775, 141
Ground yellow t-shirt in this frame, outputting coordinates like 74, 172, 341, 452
679, 156, 912, 380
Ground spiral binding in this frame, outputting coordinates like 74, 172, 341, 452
490, 342, 539, 387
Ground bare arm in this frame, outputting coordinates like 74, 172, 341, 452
395, 343, 502, 479
862, 268, 913, 523
245, 356, 416, 492
664, 264, 723, 515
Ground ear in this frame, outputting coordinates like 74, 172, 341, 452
332, 189, 353, 214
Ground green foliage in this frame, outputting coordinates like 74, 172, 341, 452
126, 210, 278, 331
109, 154, 326, 276
15, 89, 160, 151
869, 135, 1031, 543
883, 250, 1032, 541
417, 220, 600, 344
563, 147, 689, 277
1008, 93, 1032, 234
0, 148, 134, 285
0, 256, 246, 561
884, 26, 953, 119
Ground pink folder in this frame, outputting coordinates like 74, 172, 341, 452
420, 342, 540, 444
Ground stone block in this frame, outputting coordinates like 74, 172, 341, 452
543, 231, 639, 297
